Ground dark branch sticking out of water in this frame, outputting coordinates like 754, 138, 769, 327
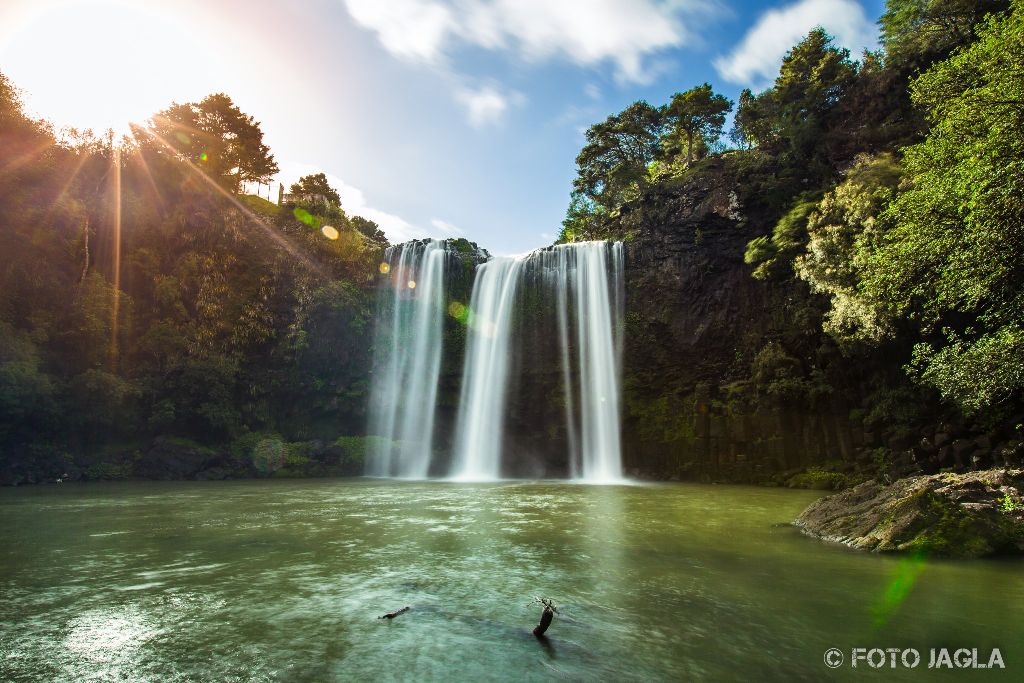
378, 606, 410, 620
532, 597, 559, 637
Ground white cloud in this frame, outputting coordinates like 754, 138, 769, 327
584, 83, 602, 100
342, 0, 454, 63
456, 85, 510, 127
335, 181, 428, 243
342, 0, 710, 84
430, 218, 464, 236
713, 0, 877, 88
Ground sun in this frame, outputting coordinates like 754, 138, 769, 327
0, 0, 229, 137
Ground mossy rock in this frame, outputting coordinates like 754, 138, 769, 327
794, 468, 1024, 558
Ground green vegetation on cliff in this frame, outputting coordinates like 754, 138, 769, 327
0, 78, 387, 484
564, 0, 1022, 482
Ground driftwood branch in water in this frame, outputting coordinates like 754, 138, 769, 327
531, 597, 558, 637
378, 606, 410, 620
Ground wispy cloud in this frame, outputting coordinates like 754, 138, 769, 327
714, 0, 877, 89
430, 218, 464, 236
342, 0, 713, 84
456, 85, 512, 127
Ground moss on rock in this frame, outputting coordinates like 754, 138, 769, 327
794, 468, 1024, 558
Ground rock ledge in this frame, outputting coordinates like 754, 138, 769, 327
794, 469, 1024, 558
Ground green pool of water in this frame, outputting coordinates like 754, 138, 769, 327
1, 479, 1021, 681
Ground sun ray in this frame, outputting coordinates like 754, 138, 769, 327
107, 146, 122, 372
0, 138, 57, 176
127, 126, 167, 213
140, 127, 326, 278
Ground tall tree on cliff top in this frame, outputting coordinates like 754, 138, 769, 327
734, 28, 856, 174
664, 84, 732, 167
572, 100, 665, 212
150, 93, 278, 192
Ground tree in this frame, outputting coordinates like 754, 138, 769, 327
570, 101, 665, 212
290, 172, 341, 206
733, 28, 857, 173
150, 93, 278, 191
865, 2, 1024, 414
664, 84, 732, 166
350, 216, 388, 245
881, 0, 1010, 73
794, 154, 902, 347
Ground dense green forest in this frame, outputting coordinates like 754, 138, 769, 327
0, 84, 391, 483
2, 0, 1022, 485
563, 0, 1024, 483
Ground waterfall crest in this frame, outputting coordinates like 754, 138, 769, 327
366, 240, 449, 478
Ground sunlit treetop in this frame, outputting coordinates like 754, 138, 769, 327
149, 93, 278, 192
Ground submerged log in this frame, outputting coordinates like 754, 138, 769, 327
378, 606, 410, 620
532, 597, 558, 637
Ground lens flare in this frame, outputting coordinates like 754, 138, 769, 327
872, 551, 927, 627
447, 300, 474, 326
321, 225, 339, 240
293, 207, 320, 229
174, 132, 191, 145
199, 152, 208, 161
379, 262, 391, 274
407, 280, 417, 289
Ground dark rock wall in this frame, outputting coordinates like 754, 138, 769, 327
618, 163, 866, 482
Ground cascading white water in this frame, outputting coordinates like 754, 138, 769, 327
449, 256, 526, 480
449, 241, 624, 482
569, 241, 624, 482
366, 240, 449, 478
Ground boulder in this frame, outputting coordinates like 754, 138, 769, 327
794, 469, 1024, 558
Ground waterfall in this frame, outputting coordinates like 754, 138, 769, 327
366, 240, 449, 478
568, 241, 624, 482
449, 241, 624, 482
449, 256, 526, 480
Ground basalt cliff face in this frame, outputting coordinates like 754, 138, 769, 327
612, 157, 1023, 484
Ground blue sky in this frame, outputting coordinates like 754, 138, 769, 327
1, 0, 886, 255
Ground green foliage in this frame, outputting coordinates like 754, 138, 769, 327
350, 216, 388, 245
0, 71, 380, 482
881, 0, 1010, 72
571, 101, 665, 212
909, 327, 1024, 415
794, 154, 901, 346
744, 193, 821, 280
865, 3, 1024, 414
559, 191, 610, 243
749, 341, 825, 404
334, 435, 390, 467
289, 172, 341, 206
734, 28, 857, 176
664, 84, 732, 167
150, 92, 278, 191
786, 469, 854, 490
0, 323, 56, 439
